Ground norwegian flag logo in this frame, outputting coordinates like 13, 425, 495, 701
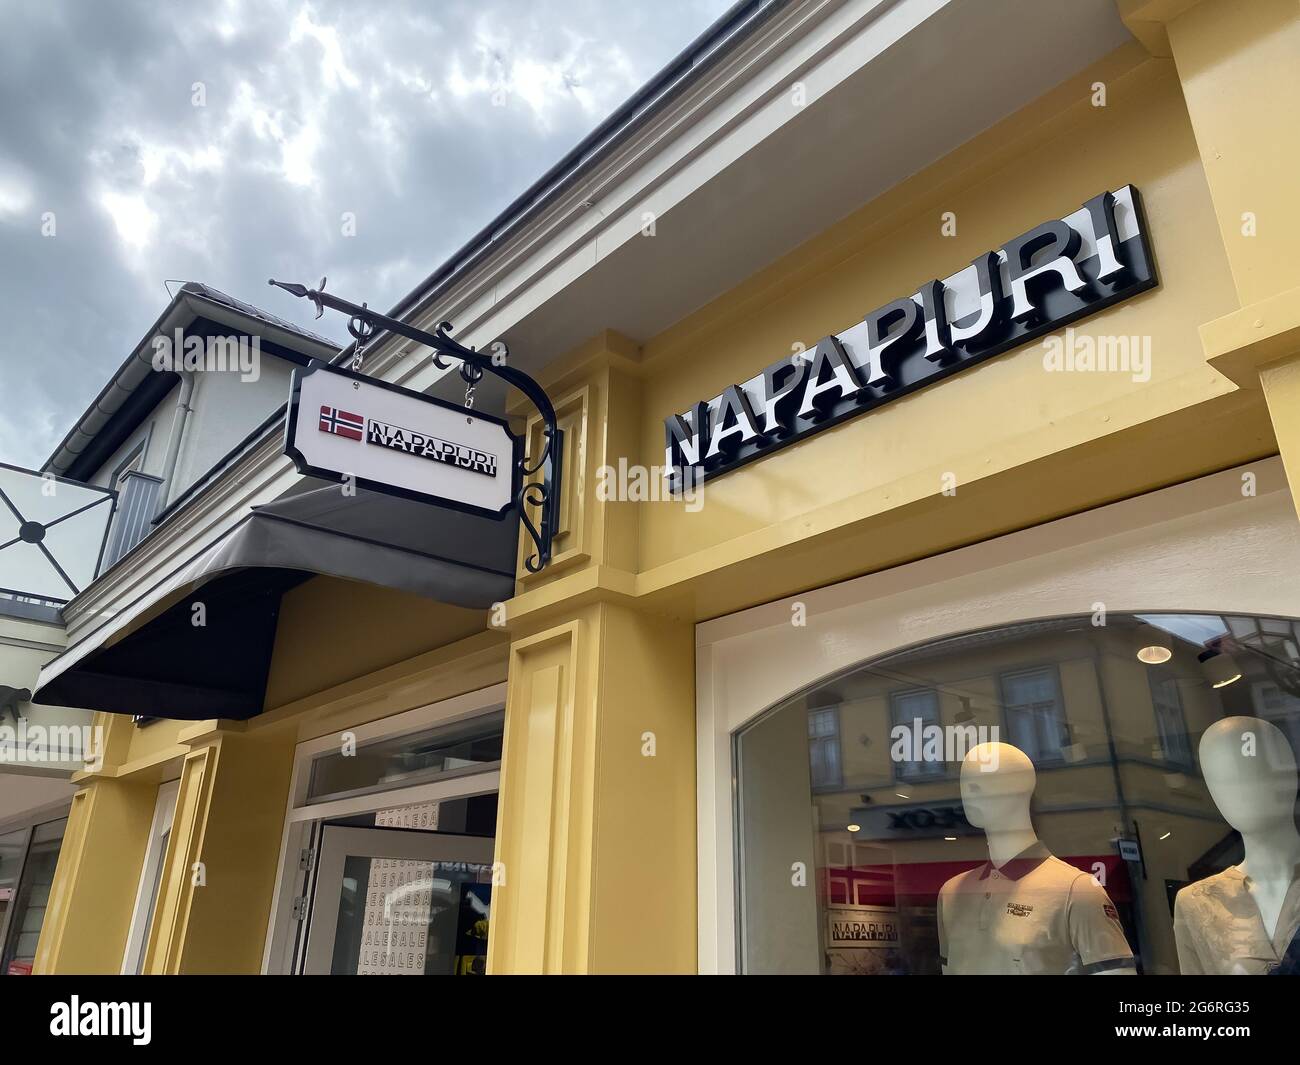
319, 405, 364, 441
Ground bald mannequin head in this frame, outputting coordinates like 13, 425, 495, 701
1199, 716, 1299, 836
960, 741, 1036, 831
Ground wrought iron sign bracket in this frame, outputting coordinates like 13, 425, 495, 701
269, 277, 562, 572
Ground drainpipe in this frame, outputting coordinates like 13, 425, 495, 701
155, 371, 196, 514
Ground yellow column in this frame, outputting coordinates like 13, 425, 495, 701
33, 713, 157, 974
487, 333, 698, 973
141, 722, 295, 973
1122, 0, 1300, 514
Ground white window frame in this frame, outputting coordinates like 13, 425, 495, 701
261, 682, 506, 975
695, 458, 1300, 973
999, 665, 1068, 763
806, 704, 842, 790
121, 778, 179, 974
1149, 671, 1194, 768
889, 688, 945, 780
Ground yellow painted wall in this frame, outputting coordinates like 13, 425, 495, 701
35, 583, 505, 973
625, 46, 1259, 618
264, 576, 487, 708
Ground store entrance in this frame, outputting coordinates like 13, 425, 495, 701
262, 685, 507, 975
301, 825, 495, 975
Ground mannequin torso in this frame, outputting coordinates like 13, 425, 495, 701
1174, 716, 1300, 975
937, 742, 1135, 975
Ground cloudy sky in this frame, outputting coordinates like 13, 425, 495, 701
0, 0, 732, 469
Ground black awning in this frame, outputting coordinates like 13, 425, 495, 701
33, 485, 516, 721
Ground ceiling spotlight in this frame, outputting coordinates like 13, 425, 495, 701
1201, 650, 1242, 689
1138, 645, 1172, 665
846, 823, 861, 833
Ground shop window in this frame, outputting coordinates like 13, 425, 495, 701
734, 613, 1300, 975
999, 667, 1068, 763
807, 705, 842, 790
890, 690, 945, 781
306, 710, 504, 805
0, 818, 66, 975
0, 828, 26, 954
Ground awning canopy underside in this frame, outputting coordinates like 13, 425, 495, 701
33, 485, 517, 721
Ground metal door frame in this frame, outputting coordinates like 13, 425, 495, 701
300, 824, 495, 975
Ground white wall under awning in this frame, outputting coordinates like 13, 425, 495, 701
0, 615, 94, 793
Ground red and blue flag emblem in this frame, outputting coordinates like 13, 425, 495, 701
319, 406, 364, 441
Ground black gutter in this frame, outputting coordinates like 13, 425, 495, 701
325, 0, 783, 364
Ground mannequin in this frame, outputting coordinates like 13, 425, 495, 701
1174, 717, 1300, 975
960, 741, 1039, 866
937, 741, 1135, 975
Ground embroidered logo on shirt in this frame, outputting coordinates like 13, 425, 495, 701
1006, 903, 1034, 917
1104, 903, 1119, 921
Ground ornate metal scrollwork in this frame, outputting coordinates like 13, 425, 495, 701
268, 277, 564, 571
515, 479, 552, 573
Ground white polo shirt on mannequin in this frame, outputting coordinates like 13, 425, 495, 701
938, 842, 1134, 975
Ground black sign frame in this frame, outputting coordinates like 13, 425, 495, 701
285, 359, 524, 521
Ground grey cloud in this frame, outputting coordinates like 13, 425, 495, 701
0, 0, 731, 468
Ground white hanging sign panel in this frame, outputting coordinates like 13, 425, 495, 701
285, 361, 521, 518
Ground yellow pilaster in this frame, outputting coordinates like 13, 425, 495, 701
487, 333, 698, 973
141, 722, 295, 973
33, 713, 159, 974
1123, 0, 1300, 516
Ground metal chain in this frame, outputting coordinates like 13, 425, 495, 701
348, 304, 374, 377
351, 326, 367, 373
460, 356, 482, 415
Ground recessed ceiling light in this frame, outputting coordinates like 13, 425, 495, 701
944, 836, 957, 841
846, 824, 861, 833
1138, 645, 1172, 665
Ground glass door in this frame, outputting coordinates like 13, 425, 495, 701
301, 825, 495, 975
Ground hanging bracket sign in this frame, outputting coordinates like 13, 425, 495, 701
285, 361, 522, 518
271, 278, 563, 571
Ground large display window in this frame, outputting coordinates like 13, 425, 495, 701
735, 613, 1300, 975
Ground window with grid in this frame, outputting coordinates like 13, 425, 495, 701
1000, 667, 1068, 763
807, 706, 842, 789
890, 689, 945, 780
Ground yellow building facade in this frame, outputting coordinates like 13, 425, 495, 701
31, 0, 1300, 975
